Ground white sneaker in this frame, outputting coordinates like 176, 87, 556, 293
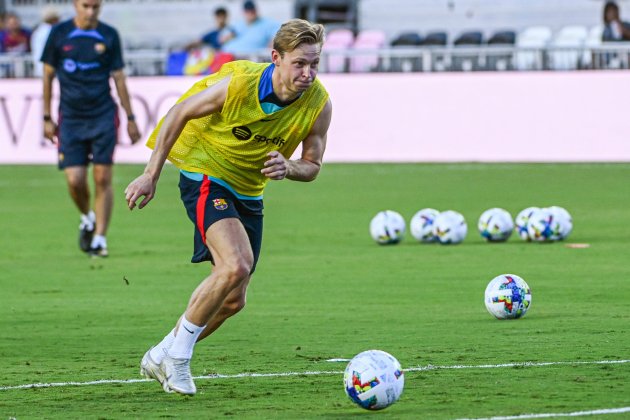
162, 354, 196, 396
140, 348, 172, 393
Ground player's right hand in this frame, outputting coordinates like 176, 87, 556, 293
43, 120, 58, 144
125, 173, 156, 210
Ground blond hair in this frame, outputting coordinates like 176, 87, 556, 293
273, 19, 325, 56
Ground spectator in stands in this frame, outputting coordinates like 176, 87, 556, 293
222, 0, 280, 56
0, 11, 31, 53
41, 0, 141, 257
30, 6, 61, 77
602, 1, 630, 41
183, 6, 235, 51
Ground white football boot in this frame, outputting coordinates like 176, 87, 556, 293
140, 348, 172, 393
162, 354, 196, 396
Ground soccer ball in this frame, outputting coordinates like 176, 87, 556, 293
484, 274, 532, 319
369, 210, 406, 245
432, 210, 467, 244
478, 208, 514, 242
514, 207, 539, 241
409, 208, 440, 242
344, 350, 404, 410
526, 207, 554, 242
548, 206, 573, 241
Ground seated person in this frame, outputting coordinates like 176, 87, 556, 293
602, 1, 630, 41
0, 11, 31, 53
222, 1, 280, 56
184, 7, 234, 51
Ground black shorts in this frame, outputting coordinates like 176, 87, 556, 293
57, 109, 119, 169
178, 173, 264, 272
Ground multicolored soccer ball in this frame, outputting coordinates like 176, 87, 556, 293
548, 206, 573, 241
484, 274, 532, 319
432, 210, 467, 244
526, 208, 554, 242
514, 207, 540, 241
344, 350, 404, 410
409, 208, 440, 242
369, 210, 406, 245
478, 208, 514, 242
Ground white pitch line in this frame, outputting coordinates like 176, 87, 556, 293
456, 406, 630, 420
0, 359, 628, 392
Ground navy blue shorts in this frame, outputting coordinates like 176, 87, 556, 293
57, 109, 119, 169
178, 173, 264, 272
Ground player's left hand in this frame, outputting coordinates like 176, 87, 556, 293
125, 173, 156, 210
261, 151, 288, 180
127, 121, 142, 144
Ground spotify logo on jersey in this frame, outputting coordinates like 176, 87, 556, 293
232, 126, 252, 140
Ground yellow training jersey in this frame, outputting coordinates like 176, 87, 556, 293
146, 60, 329, 197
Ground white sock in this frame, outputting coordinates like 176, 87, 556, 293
168, 316, 206, 360
90, 234, 107, 249
150, 329, 176, 364
80, 212, 95, 230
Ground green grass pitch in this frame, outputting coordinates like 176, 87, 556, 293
0, 163, 628, 419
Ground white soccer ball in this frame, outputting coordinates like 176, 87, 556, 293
432, 210, 467, 244
484, 274, 532, 319
478, 208, 514, 242
526, 207, 554, 242
369, 210, 406, 245
344, 350, 404, 410
548, 206, 573, 241
409, 208, 440, 243
514, 207, 540, 241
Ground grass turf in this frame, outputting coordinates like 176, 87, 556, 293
0, 163, 628, 419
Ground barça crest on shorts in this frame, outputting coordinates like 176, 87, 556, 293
213, 198, 228, 210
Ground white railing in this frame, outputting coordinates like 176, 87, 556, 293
2, 44, 630, 78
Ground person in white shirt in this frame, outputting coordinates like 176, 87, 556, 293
30, 6, 60, 77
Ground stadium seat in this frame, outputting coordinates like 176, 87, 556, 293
421, 31, 448, 46
487, 30, 516, 45
421, 31, 448, 71
390, 32, 423, 72
390, 32, 423, 47
323, 28, 354, 73
487, 30, 516, 71
516, 26, 552, 70
349, 29, 387, 73
519, 26, 553, 42
453, 30, 483, 71
549, 25, 588, 70
454, 30, 483, 46
325, 28, 354, 46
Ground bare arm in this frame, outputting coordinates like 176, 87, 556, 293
112, 69, 141, 143
124, 76, 230, 210
261, 99, 333, 182
42, 63, 57, 142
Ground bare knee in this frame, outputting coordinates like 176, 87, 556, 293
223, 259, 253, 285
93, 172, 112, 191
66, 172, 87, 191
222, 293, 246, 316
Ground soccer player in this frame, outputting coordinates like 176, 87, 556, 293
125, 18, 332, 396
42, 0, 141, 257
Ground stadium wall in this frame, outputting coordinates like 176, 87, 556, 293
1, 72, 629, 164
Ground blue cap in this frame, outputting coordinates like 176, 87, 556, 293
243, 1, 256, 11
